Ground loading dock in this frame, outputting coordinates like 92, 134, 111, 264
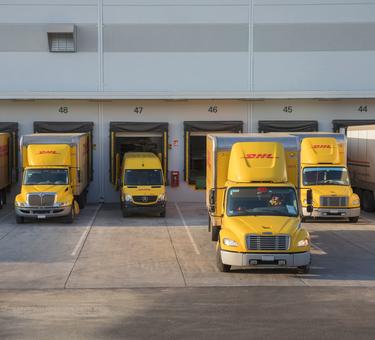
258, 120, 318, 133
332, 120, 375, 133
183, 121, 243, 189
109, 122, 169, 188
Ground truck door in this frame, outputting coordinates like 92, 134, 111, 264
109, 122, 169, 188
33, 121, 94, 182
184, 121, 243, 189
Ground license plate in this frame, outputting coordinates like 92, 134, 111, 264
262, 255, 275, 262
37, 215, 46, 219
330, 210, 339, 214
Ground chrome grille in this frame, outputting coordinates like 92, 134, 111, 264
132, 195, 158, 203
246, 235, 290, 251
27, 193, 56, 207
320, 196, 348, 207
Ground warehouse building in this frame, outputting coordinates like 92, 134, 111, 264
0, 0, 375, 203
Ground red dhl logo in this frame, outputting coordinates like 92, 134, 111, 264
312, 145, 331, 149
38, 151, 60, 155
244, 153, 275, 159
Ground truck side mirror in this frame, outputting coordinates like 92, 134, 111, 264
77, 169, 81, 183
209, 189, 216, 213
306, 189, 313, 205
306, 189, 313, 213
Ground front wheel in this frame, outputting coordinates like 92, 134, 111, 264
297, 265, 310, 274
216, 243, 231, 273
64, 206, 75, 224
15, 215, 24, 224
211, 225, 220, 242
349, 216, 359, 223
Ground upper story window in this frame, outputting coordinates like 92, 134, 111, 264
47, 24, 76, 53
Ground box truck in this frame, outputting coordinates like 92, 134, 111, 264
120, 152, 166, 217
0, 133, 14, 208
290, 133, 360, 222
207, 134, 311, 272
347, 125, 375, 212
15, 133, 91, 223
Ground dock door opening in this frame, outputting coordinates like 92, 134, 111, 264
332, 120, 375, 133
184, 121, 243, 189
258, 120, 318, 133
33, 121, 94, 181
110, 122, 168, 188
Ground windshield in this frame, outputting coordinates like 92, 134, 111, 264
227, 187, 299, 217
124, 169, 163, 186
303, 167, 350, 186
24, 169, 69, 185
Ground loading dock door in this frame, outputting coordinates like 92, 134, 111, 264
332, 120, 375, 133
0, 122, 18, 184
109, 122, 168, 188
184, 121, 243, 189
258, 120, 318, 133
33, 121, 94, 181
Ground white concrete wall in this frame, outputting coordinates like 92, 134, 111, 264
1, 99, 375, 202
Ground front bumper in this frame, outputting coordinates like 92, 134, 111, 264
15, 206, 72, 219
221, 250, 311, 268
302, 207, 360, 218
123, 201, 166, 213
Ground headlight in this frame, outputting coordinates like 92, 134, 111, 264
125, 194, 132, 202
15, 201, 25, 207
158, 193, 166, 201
297, 239, 309, 247
352, 199, 360, 206
55, 201, 71, 207
223, 238, 239, 247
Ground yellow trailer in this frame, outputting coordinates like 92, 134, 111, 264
15, 133, 91, 223
207, 134, 311, 273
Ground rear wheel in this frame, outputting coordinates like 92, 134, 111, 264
362, 190, 375, 212
216, 243, 231, 273
15, 215, 24, 224
0, 191, 3, 209
77, 191, 87, 209
349, 216, 359, 223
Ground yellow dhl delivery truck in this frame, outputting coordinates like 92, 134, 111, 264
120, 152, 166, 217
207, 134, 311, 273
347, 125, 375, 212
0, 133, 14, 208
15, 133, 90, 224
290, 133, 360, 222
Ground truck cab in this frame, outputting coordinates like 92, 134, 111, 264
207, 138, 311, 273
296, 136, 360, 222
120, 152, 166, 217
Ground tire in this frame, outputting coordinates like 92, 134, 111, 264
216, 243, 231, 273
159, 209, 166, 217
0, 191, 3, 209
15, 215, 24, 224
65, 206, 75, 224
122, 208, 130, 218
211, 226, 220, 242
349, 216, 359, 223
297, 265, 310, 274
208, 215, 211, 232
77, 191, 87, 209
362, 190, 375, 212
